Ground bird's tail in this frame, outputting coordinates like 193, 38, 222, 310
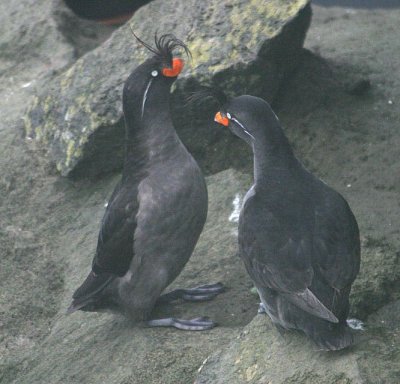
306, 321, 354, 351
281, 288, 339, 323
67, 271, 114, 314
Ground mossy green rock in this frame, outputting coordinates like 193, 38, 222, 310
195, 300, 400, 384
24, 0, 311, 176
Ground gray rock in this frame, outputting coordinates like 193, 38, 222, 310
23, 0, 312, 176
0, 0, 115, 90
0, 0, 73, 87
350, 236, 400, 319
195, 300, 400, 384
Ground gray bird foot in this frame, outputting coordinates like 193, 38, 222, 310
157, 282, 224, 304
147, 316, 216, 331
258, 302, 267, 314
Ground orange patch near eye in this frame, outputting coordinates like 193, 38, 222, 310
214, 111, 229, 127
162, 58, 184, 77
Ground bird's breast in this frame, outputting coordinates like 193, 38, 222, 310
135, 154, 207, 235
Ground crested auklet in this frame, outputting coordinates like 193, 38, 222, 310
68, 35, 223, 330
213, 93, 360, 350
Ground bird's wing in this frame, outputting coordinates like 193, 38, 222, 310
92, 180, 140, 276
68, 271, 114, 313
239, 193, 313, 292
239, 194, 338, 323
313, 191, 361, 290
68, 179, 140, 310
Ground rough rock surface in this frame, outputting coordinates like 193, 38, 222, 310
0, 0, 73, 86
23, 0, 312, 176
196, 301, 400, 384
0, 0, 116, 90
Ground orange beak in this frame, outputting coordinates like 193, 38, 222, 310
162, 58, 184, 77
214, 111, 229, 127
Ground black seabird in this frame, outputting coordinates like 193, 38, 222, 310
213, 94, 360, 349
68, 35, 223, 330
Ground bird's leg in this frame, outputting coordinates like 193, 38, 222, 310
258, 302, 267, 314
147, 316, 216, 331
149, 284, 223, 330
156, 282, 224, 304
273, 322, 287, 337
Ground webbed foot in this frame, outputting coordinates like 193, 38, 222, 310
147, 316, 216, 331
157, 282, 224, 304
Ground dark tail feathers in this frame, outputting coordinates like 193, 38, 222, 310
67, 272, 114, 314
307, 322, 354, 351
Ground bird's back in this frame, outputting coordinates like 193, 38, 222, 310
239, 164, 360, 349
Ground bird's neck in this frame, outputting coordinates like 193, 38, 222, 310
123, 98, 180, 173
252, 133, 297, 186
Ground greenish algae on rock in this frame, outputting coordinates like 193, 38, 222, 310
23, 0, 311, 177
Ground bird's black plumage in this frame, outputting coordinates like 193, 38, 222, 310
67, 35, 216, 328
213, 94, 360, 350
64, 0, 149, 22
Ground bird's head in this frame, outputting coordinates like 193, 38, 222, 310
214, 95, 282, 147
123, 33, 190, 120
189, 87, 294, 171
190, 88, 280, 147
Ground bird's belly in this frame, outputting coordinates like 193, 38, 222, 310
134, 171, 206, 258
118, 216, 205, 319
116, 163, 207, 318
134, 192, 206, 278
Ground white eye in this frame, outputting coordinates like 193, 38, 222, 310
151, 70, 158, 77
226, 112, 231, 119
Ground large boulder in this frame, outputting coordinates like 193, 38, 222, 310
23, 0, 312, 176
195, 300, 400, 384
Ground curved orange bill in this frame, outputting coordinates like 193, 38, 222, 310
214, 111, 229, 127
162, 58, 184, 77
